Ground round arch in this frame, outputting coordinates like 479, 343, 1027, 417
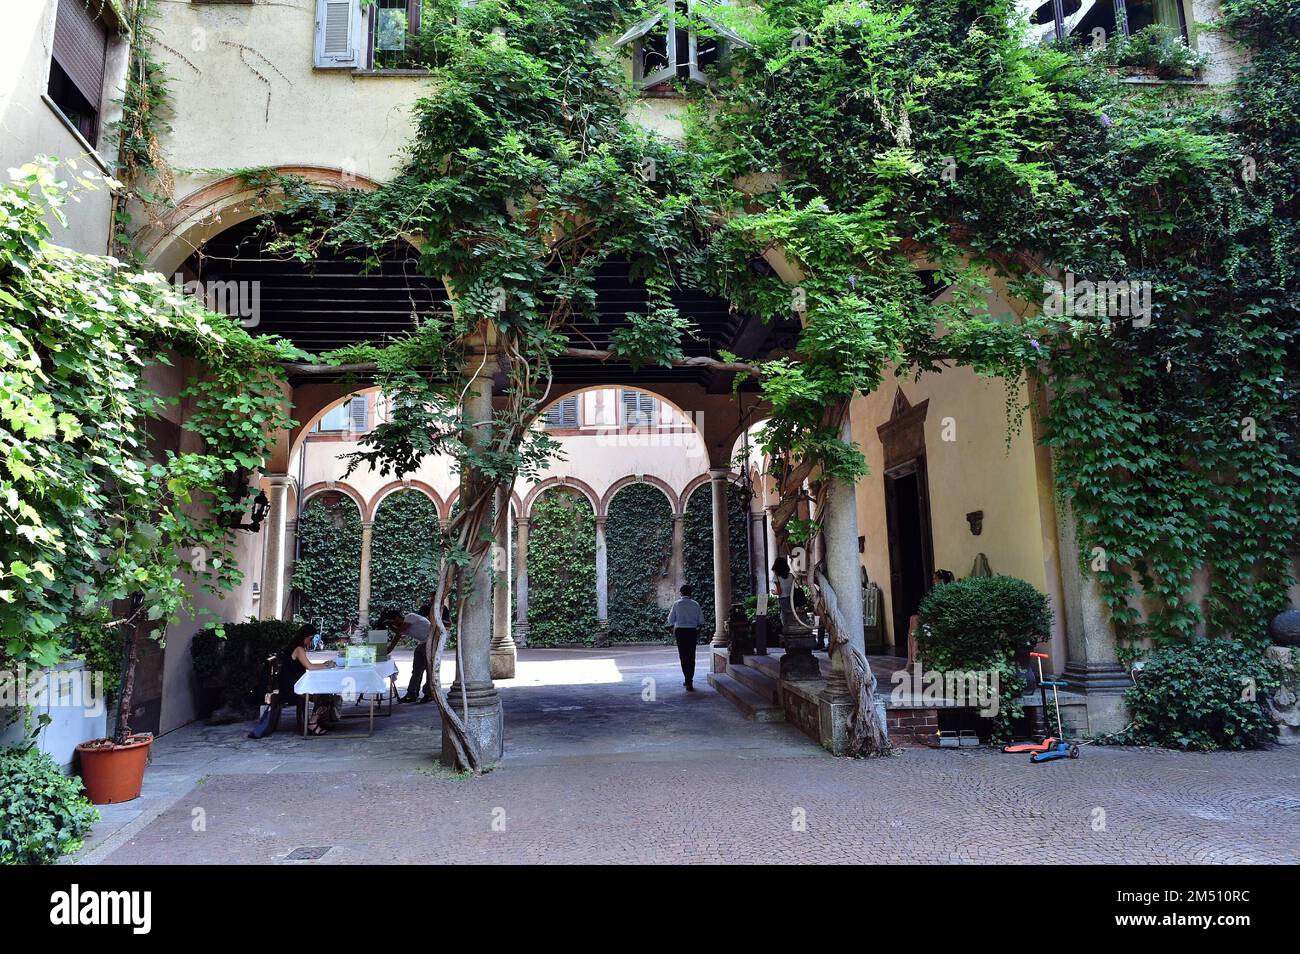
300, 481, 368, 520
522, 476, 601, 519
679, 471, 743, 511
370, 480, 444, 523
600, 474, 681, 518
140, 166, 388, 278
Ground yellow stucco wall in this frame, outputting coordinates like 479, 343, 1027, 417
851, 368, 1053, 653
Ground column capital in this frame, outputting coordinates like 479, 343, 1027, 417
266, 473, 297, 492
708, 467, 730, 481
595, 514, 608, 529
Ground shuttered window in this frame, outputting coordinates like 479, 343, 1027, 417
316, 396, 369, 432
544, 396, 579, 429
621, 390, 657, 428
49, 0, 109, 145
315, 0, 361, 68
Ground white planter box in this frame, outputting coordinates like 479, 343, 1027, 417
0, 659, 110, 771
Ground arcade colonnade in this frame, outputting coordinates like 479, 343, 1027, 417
252, 360, 865, 765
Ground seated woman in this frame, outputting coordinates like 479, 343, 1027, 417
278, 625, 338, 735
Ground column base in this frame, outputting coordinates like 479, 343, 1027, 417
440, 681, 503, 767
489, 643, 517, 680
780, 629, 821, 681
514, 623, 529, 649
1063, 662, 1132, 736
595, 619, 609, 648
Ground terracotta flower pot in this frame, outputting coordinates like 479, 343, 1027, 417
76, 734, 152, 805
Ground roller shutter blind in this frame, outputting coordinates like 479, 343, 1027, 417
52, 0, 108, 108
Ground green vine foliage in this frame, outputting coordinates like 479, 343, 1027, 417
605, 483, 674, 642
209, 0, 1299, 754
368, 490, 448, 624
683, 482, 752, 636
526, 491, 597, 646
292, 496, 362, 640
1, 166, 301, 686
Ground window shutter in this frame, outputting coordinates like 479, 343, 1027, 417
546, 396, 578, 428
623, 390, 655, 427
349, 395, 368, 432
315, 0, 361, 68
52, 0, 108, 107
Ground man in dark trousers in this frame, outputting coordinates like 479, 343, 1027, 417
379, 604, 434, 703
665, 584, 705, 691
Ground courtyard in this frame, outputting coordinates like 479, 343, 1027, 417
75, 646, 1300, 865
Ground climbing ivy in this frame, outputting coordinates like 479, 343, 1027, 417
369, 490, 448, 624
606, 483, 674, 642
683, 482, 752, 637
526, 491, 598, 646
191, 0, 1299, 757
292, 495, 362, 641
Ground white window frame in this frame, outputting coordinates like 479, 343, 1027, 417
315, 0, 362, 69
615, 0, 749, 90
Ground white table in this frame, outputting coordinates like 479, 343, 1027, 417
294, 658, 399, 737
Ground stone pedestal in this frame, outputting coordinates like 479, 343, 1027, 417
779, 624, 821, 680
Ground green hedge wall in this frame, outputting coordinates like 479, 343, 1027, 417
292, 495, 362, 640
606, 483, 674, 643
369, 490, 447, 624
683, 481, 751, 636
526, 490, 597, 645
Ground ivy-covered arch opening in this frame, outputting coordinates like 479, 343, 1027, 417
606, 482, 676, 643
369, 489, 449, 625
683, 479, 752, 638
292, 490, 363, 641
526, 488, 598, 646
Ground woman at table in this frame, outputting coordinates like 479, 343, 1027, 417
279, 625, 338, 735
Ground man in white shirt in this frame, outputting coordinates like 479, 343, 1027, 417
665, 584, 705, 691
379, 605, 434, 703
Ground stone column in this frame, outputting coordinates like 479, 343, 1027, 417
357, 519, 374, 629
1055, 492, 1130, 735
514, 516, 530, 647
709, 468, 732, 647
821, 461, 866, 703
750, 510, 769, 597
594, 514, 610, 646
443, 359, 504, 766
489, 487, 517, 679
670, 512, 686, 588
259, 475, 296, 620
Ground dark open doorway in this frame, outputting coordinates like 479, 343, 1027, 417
883, 459, 935, 647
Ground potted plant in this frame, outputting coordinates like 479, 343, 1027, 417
1101, 24, 1208, 80
74, 596, 155, 804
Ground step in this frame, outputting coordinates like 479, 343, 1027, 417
707, 672, 786, 722
744, 653, 781, 681
727, 663, 780, 705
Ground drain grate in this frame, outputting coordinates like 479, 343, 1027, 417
285, 846, 332, 861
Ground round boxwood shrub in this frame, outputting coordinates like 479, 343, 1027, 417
1120, 641, 1278, 751
916, 575, 1052, 661
916, 575, 1052, 742
0, 746, 98, 865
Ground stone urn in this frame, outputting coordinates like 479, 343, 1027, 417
1268, 608, 1300, 647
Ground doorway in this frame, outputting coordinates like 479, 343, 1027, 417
883, 459, 935, 647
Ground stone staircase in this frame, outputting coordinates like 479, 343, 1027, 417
706, 654, 786, 722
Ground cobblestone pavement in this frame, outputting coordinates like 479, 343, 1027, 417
94, 646, 1300, 864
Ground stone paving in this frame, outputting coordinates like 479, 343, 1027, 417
82, 646, 1300, 865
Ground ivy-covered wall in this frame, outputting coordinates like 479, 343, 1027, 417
606, 483, 674, 642
526, 490, 598, 646
683, 482, 752, 636
369, 490, 446, 624
292, 495, 362, 640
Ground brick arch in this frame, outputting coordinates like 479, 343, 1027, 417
600, 474, 681, 518
301, 481, 368, 520
680, 471, 743, 511
140, 166, 390, 278
522, 477, 600, 519
369, 480, 444, 523
440, 488, 523, 523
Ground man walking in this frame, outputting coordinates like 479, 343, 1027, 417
665, 584, 704, 691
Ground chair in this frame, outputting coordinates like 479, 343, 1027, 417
259, 654, 305, 735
